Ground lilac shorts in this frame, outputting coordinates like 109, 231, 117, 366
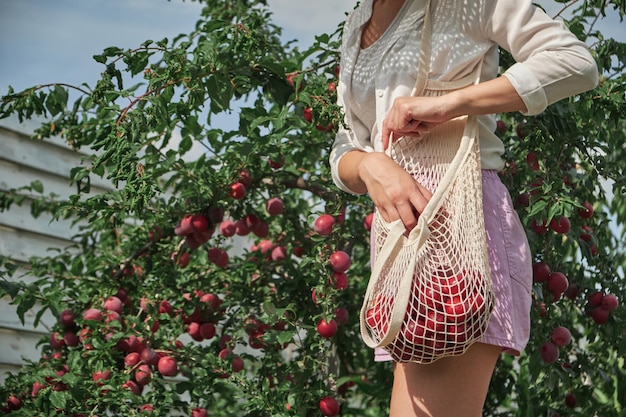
373, 170, 533, 362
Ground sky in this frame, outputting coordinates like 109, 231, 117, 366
0, 0, 623, 96
0, 0, 355, 94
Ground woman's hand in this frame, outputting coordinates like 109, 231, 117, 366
381, 95, 451, 150
381, 77, 529, 149
358, 152, 432, 231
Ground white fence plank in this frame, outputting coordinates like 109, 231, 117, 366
0, 226, 75, 263
0, 328, 44, 366
0, 159, 110, 198
0, 364, 23, 384
0, 198, 83, 242
0, 296, 55, 333
0, 127, 112, 191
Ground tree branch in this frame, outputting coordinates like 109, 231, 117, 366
263, 175, 339, 202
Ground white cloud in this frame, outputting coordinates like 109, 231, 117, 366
266, 0, 355, 46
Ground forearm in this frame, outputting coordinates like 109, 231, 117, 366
444, 75, 527, 119
336, 150, 370, 195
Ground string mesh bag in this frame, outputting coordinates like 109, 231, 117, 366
359, 0, 494, 364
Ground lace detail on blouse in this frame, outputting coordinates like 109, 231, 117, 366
350, 0, 425, 136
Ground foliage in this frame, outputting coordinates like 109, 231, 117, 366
0, 0, 624, 416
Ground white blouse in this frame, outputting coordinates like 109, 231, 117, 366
330, 0, 599, 194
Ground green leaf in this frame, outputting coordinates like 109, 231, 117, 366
263, 301, 277, 316
15, 293, 36, 325
179, 135, 192, 155
30, 180, 44, 193
49, 390, 68, 409
276, 330, 297, 345
528, 199, 548, 218
0, 280, 21, 298
93, 54, 106, 64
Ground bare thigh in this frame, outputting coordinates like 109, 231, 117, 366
389, 342, 502, 417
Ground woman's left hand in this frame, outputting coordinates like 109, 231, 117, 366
381, 95, 451, 149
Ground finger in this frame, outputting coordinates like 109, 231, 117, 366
375, 205, 392, 224
396, 202, 419, 231
382, 130, 392, 150
409, 183, 432, 215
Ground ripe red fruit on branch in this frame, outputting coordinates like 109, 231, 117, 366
219, 219, 236, 237
190, 213, 210, 233
6, 395, 23, 411
587, 291, 604, 308
140, 347, 158, 366
565, 393, 577, 408
82, 308, 103, 322
540, 341, 559, 364
334, 307, 350, 326
228, 182, 246, 200
234, 219, 250, 236
546, 272, 569, 299
251, 219, 269, 238
319, 396, 340, 417
157, 356, 178, 377
496, 119, 508, 135
578, 201, 594, 219
303, 107, 313, 123
187, 322, 204, 342
602, 293, 619, 311
231, 356, 245, 373
549, 216, 571, 234
314, 214, 335, 236
207, 247, 229, 268
49, 332, 65, 350
148, 224, 164, 242
551, 326, 572, 347
199, 322, 216, 340
363, 212, 374, 231
237, 170, 252, 187
590, 306, 610, 324
271, 246, 287, 262
124, 352, 141, 367
59, 309, 75, 329
134, 364, 152, 385
564, 283, 580, 300
531, 218, 549, 235
317, 318, 338, 338
286, 72, 305, 91
63, 331, 79, 347
175, 214, 193, 236
329, 251, 351, 273
266, 197, 284, 216
331, 271, 348, 290
191, 408, 208, 417
532, 261, 551, 283
269, 154, 285, 170
103, 296, 123, 314
579, 225, 593, 242
526, 151, 540, 171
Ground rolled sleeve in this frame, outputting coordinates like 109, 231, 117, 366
330, 126, 374, 195
503, 63, 548, 116
484, 0, 599, 116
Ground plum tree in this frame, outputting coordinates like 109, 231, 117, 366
0, 0, 625, 416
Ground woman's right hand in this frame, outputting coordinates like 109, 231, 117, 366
358, 152, 431, 231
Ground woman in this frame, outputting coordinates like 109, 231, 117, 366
329, 0, 598, 415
